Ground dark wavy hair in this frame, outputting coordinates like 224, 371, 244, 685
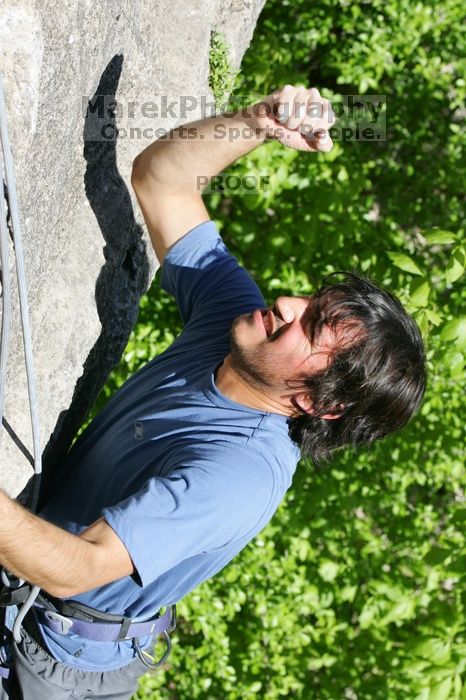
288, 272, 426, 465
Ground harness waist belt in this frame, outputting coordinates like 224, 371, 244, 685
33, 603, 175, 642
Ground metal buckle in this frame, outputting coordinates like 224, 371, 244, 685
43, 610, 74, 635
135, 630, 171, 669
168, 605, 177, 632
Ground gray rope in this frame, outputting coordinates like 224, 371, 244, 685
0, 183, 11, 445
0, 71, 43, 642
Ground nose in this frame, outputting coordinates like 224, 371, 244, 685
273, 296, 309, 324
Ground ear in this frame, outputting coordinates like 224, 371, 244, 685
294, 393, 344, 420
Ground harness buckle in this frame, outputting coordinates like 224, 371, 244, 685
135, 630, 172, 669
43, 610, 74, 635
168, 605, 177, 632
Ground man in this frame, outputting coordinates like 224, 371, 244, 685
0, 84, 426, 698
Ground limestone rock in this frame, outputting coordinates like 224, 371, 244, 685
0, 0, 265, 502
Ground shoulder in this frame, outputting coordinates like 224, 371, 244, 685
186, 437, 297, 518
204, 438, 298, 546
160, 219, 265, 330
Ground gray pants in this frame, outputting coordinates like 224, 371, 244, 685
0, 609, 150, 700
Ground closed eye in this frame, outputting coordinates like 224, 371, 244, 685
268, 325, 287, 342
269, 305, 287, 340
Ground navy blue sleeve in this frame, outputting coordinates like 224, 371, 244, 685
160, 220, 265, 332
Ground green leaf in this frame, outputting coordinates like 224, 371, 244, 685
440, 318, 466, 349
410, 279, 430, 307
413, 638, 451, 665
318, 560, 339, 582
387, 252, 423, 276
297, 539, 311, 562
248, 682, 263, 693
424, 309, 443, 326
449, 553, 466, 575
445, 246, 466, 284
414, 690, 430, 700
415, 310, 430, 337
454, 673, 462, 698
452, 508, 466, 526
423, 229, 457, 245
359, 601, 379, 629
424, 546, 451, 566
447, 351, 464, 379
379, 597, 417, 625
429, 676, 453, 700
308, 654, 337, 670
359, 77, 369, 93
339, 585, 358, 603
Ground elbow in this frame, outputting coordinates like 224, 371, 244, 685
131, 148, 161, 182
131, 154, 145, 185
45, 577, 98, 599
132, 147, 171, 190
131, 156, 160, 192
42, 582, 76, 600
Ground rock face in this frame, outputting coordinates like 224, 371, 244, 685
0, 0, 265, 503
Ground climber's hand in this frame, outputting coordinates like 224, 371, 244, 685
249, 85, 336, 153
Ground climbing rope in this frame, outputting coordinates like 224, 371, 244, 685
0, 71, 43, 642
0, 188, 11, 460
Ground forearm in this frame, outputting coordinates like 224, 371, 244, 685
0, 490, 96, 598
129, 86, 334, 262
131, 107, 267, 191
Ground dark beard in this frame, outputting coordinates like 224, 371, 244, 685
228, 321, 277, 391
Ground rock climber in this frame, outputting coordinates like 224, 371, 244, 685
0, 84, 425, 699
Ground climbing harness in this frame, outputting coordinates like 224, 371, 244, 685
19, 585, 176, 668
0, 578, 177, 674
0, 71, 176, 679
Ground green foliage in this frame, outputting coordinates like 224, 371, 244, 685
84, 0, 466, 697
209, 30, 238, 108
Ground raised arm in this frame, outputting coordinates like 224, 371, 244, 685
130, 85, 335, 263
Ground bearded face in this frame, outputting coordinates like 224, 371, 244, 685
227, 298, 338, 399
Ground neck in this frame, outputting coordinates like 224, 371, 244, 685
215, 355, 291, 416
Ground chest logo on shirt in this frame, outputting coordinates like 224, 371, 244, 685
135, 422, 144, 440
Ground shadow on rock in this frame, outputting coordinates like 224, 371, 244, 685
35, 54, 150, 509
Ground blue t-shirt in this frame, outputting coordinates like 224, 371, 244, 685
38, 220, 301, 670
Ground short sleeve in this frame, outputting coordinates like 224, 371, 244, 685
160, 220, 265, 328
101, 450, 275, 588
